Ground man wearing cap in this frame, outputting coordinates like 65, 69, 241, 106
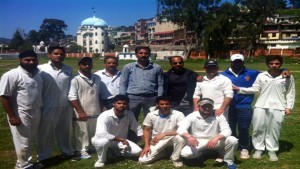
68, 57, 102, 159
37, 46, 75, 161
222, 54, 291, 160
0, 50, 43, 168
193, 60, 233, 119
220, 54, 260, 159
178, 98, 238, 169
95, 56, 121, 111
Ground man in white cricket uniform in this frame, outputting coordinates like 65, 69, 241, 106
178, 98, 238, 169
68, 57, 102, 159
234, 55, 295, 161
92, 95, 143, 168
0, 50, 43, 169
37, 46, 75, 161
94, 56, 121, 111
193, 60, 233, 119
139, 96, 185, 167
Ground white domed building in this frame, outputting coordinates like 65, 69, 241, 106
77, 15, 108, 53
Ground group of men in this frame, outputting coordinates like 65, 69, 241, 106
0, 45, 295, 169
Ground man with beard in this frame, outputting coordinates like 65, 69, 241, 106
164, 56, 198, 116
95, 56, 121, 111
119, 46, 164, 120
37, 46, 75, 162
0, 50, 43, 169
68, 57, 102, 159
91, 95, 143, 168
178, 98, 238, 169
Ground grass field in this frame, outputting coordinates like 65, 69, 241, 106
0, 56, 299, 169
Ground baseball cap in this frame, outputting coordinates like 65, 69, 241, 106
230, 54, 244, 61
204, 60, 218, 68
197, 98, 214, 107
78, 56, 92, 65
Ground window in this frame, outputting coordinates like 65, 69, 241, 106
95, 40, 98, 44
272, 33, 276, 37
95, 32, 98, 36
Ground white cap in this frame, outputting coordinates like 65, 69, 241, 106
230, 54, 244, 61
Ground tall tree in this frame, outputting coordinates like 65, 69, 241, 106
203, 2, 236, 58
39, 18, 67, 43
9, 29, 24, 50
26, 30, 40, 45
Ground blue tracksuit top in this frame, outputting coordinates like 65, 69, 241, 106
221, 67, 260, 108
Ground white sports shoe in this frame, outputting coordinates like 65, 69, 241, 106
253, 150, 263, 159
94, 160, 105, 168
240, 149, 250, 159
80, 151, 91, 159
172, 160, 183, 167
268, 151, 278, 161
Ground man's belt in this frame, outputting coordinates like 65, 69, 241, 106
128, 93, 157, 97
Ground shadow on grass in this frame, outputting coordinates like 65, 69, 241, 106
278, 140, 293, 154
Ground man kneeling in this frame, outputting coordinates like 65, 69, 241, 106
139, 96, 185, 167
91, 95, 143, 168
177, 98, 238, 169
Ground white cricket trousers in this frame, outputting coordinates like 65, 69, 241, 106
10, 109, 40, 169
181, 136, 238, 163
139, 135, 185, 163
37, 106, 74, 160
74, 117, 97, 153
252, 108, 284, 152
91, 137, 142, 163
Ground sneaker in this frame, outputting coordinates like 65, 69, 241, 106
94, 160, 105, 168
252, 150, 263, 159
226, 162, 237, 169
240, 149, 250, 159
172, 160, 183, 167
15, 163, 33, 169
268, 151, 278, 161
80, 152, 92, 159
215, 157, 224, 163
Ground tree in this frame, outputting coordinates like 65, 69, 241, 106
26, 30, 40, 45
9, 29, 24, 50
39, 18, 67, 43
203, 2, 236, 58
233, 0, 278, 57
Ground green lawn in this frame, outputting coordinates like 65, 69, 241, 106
0, 56, 299, 169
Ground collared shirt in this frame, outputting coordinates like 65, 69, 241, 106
221, 67, 260, 107
177, 111, 232, 139
0, 66, 43, 111
68, 71, 102, 117
119, 62, 164, 96
38, 61, 73, 108
193, 74, 233, 109
143, 109, 185, 139
93, 108, 143, 140
239, 71, 295, 110
94, 69, 121, 99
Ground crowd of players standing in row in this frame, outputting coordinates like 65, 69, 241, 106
0, 45, 295, 169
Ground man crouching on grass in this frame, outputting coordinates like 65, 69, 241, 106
177, 98, 238, 169
91, 95, 143, 168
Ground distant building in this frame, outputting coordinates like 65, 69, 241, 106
260, 14, 300, 49
76, 15, 109, 53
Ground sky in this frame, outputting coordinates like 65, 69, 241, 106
0, 0, 157, 39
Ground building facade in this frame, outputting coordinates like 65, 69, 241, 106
77, 15, 109, 53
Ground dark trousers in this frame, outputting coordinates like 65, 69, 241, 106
228, 106, 253, 150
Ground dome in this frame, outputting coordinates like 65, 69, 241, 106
81, 16, 108, 27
